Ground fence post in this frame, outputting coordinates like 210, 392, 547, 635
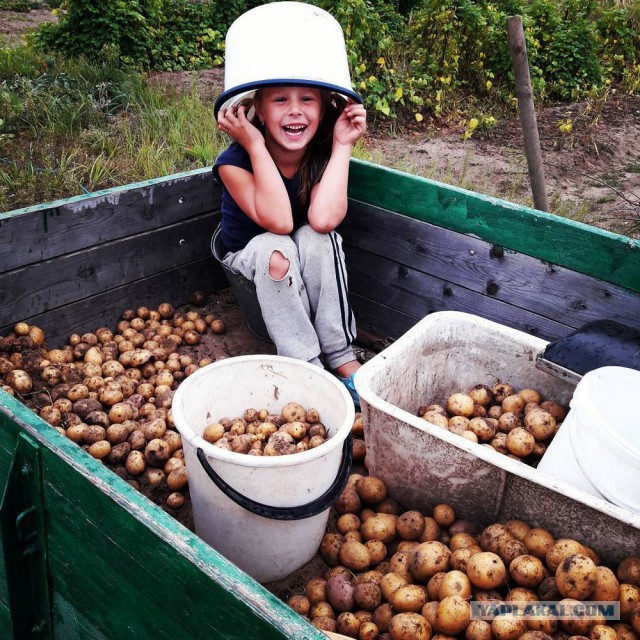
507, 15, 550, 213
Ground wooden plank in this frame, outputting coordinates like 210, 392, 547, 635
348, 159, 640, 293
0, 393, 326, 640
342, 203, 640, 329
0, 213, 217, 326
345, 245, 573, 340
0, 258, 228, 348
51, 593, 110, 640
0, 168, 220, 272
351, 292, 419, 341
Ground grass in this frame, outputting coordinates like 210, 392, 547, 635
0, 46, 227, 212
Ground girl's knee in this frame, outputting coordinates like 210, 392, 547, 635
268, 250, 290, 281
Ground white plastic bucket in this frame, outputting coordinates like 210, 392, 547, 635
214, 1, 362, 116
537, 366, 640, 513
172, 355, 355, 583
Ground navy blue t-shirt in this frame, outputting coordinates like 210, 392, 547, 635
213, 142, 307, 254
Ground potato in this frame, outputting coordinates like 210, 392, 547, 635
505, 427, 535, 457
451, 547, 479, 573
480, 524, 513, 554
326, 574, 355, 613
618, 557, 640, 587
519, 388, 543, 404
591, 566, 620, 602
335, 487, 362, 515
336, 611, 360, 637
419, 517, 441, 542
340, 540, 371, 572
510, 554, 546, 588
380, 572, 409, 602
540, 400, 567, 422
499, 539, 529, 567
492, 383, 515, 403
144, 438, 171, 467
502, 394, 526, 414
439, 570, 472, 599
498, 412, 523, 434
558, 598, 593, 635
422, 411, 449, 429
356, 476, 388, 504
546, 539, 586, 572
504, 586, 538, 602
281, 402, 306, 423
305, 577, 327, 604
88, 440, 111, 459
365, 540, 387, 566
524, 528, 555, 559
620, 584, 640, 621
465, 620, 493, 640
492, 613, 526, 640
524, 410, 557, 441
591, 625, 619, 640
409, 541, 451, 581
337, 513, 362, 536
376, 496, 401, 515
361, 514, 397, 544
436, 595, 471, 635
445, 393, 475, 418
433, 504, 456, 527
389, 551, 414, 583
354, 582, 382, 611
526, 604, 557, 635
359, 621, 380, 640
166, 492, 185, 510
504, 520, 531, 542
373, 603, 394, 633
125, 450, 146, 475
554, 554, 597, 600
397, 511, 426, 541
466, 552, 506, 590
166, 466, 188, 491
469, 384, 493, 406
389, 612, 432, 640
389, 585, 427, 614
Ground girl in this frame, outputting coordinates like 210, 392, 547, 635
213, 86, 366, 405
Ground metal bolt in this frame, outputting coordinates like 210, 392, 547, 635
179, 239, 185, 246
178, 197, 184, 204
21, 464, 32, 477
468, 250, 475, 256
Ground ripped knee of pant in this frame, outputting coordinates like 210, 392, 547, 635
268, 250, 290, 282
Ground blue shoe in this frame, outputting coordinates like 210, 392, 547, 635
338, 373, 361, 409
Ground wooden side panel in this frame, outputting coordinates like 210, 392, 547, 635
341, 203, 640, 340
0, 257, 228, 348
348, 160, 640, 293
0, 412, 14, 640
0, 393, 326, 640
0, 214, 217, 327
0, 169, 219, 272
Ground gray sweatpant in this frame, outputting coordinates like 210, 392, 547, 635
221, 225, 357, 370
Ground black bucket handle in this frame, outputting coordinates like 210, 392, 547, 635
196, 434, 353, 521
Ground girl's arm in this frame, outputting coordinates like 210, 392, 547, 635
307, 101, 367, 233
217, 106, 294, 234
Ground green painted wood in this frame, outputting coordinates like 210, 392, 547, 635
341, 203, 640, 329
0, 601, 12, 638
348, 159, 640, 293
51, 593, 110, 640
345, 245, 573, 340
0, 213, 217, 327
0, 391, 326, 640
0, 168, 219, 273
0, 257, 228, 347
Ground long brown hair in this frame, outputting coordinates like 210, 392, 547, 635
249, 89, 347, 212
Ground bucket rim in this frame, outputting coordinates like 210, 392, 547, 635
574, 365, 640, 464
214, 79, 362, 118
172, 354, 355, 468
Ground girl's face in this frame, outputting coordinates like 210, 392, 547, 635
254, 86, 325, 153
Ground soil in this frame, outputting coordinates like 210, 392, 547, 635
2, 8, 639, 237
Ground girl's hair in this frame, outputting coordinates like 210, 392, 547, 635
249, 89, 347, 212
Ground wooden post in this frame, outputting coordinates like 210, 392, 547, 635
507, 15, 549, 212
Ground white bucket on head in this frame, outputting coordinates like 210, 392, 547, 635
172, 355, 355, 583
214, 1, 362, 116
537, 366, 640, 513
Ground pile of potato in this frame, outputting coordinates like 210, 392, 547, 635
203, 402, 335, 456
0, 298, 226, 511
286, 475, 640, 640
417, 382, 568, 466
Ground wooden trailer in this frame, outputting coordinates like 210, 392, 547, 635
1, 159, 639, 639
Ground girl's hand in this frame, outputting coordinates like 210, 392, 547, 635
216, 104, 264, 151
333, 100, 367, 147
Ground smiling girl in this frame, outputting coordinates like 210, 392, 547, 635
213, 86, 367, 405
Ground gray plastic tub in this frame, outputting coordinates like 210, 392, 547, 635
354, 311, 640, 564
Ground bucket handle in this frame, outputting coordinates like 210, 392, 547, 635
196, 435, 353, 521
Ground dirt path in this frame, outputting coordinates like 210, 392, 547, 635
2, 8, 639, 238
